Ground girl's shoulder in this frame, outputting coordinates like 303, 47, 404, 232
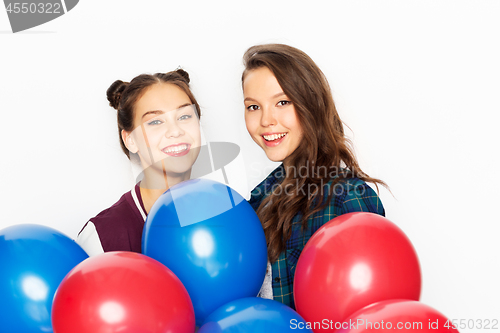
84, 184, 146, 233
248, 164, 285, 209
78, 185, 146, 254
324, 177, 385, 217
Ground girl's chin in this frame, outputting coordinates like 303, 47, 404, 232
264, 153, 285, 163
262, 147, 285, 161
141, 162, 193, 176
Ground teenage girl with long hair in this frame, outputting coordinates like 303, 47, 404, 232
242, 44, 386, 309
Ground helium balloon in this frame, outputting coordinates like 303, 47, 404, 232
52, 251, 195, 333
142, 179, 267, 325
0, 224, 88, 332
294, 212, 421, 330
336, 299, 459, 333
199, 297, 313, 333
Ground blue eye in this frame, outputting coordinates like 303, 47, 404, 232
178, 114, 193, 121
147, 119, 162, 126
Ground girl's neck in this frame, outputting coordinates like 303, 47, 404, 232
283, 159, 294, 177
139, 169, 191, 213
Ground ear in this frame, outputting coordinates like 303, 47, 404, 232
121, 129, 139, 154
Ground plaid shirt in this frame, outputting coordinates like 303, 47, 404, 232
248, 164, 385, 309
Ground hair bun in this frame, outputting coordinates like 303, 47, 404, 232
175, 68, 190, 84
106, 80, 128, 110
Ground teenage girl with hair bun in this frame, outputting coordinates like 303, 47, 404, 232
77, 69, 202, 256
242, 44, 387, 309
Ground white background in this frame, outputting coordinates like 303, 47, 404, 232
1, 0, 499, 329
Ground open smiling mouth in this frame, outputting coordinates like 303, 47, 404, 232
162, 143, 191, 157
262, 133, 287, 146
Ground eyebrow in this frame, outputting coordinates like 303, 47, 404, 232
141, 103, 193, 119
244, 92, 287, 103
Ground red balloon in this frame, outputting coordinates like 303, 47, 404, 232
336, 300, 459, 333
294, 212, 421, 331
52, 252, 195, 333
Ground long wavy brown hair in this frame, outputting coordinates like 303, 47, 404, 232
242, 44, 387, 263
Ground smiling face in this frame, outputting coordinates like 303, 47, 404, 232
243, 67, 303, 165
122, 83, 201, 177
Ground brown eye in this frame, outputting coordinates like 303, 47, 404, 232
247, 105, 259, 111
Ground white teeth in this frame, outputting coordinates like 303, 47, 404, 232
165, 144, 188, 153
263, 133, 286, 141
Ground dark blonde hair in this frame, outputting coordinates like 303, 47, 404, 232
243, 44, 386, 262
107, 69, 201, 159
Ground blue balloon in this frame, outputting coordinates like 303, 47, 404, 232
0, 224, 89, 332
142, 179, 267, 326
199, 297, 313, 332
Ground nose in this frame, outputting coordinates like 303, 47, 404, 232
260, 108, 276, 127
164, 122, 184, 138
